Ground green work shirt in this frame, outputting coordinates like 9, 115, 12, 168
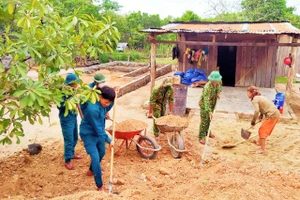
150, 85, 174, 111
199, 81, 222, 114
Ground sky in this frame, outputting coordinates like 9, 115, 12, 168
114, 0, 300, 19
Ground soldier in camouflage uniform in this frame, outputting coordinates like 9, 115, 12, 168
199, 71, 222, 145
148, 78, 174, 137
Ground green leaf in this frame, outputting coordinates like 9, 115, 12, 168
65, 22, 74, 30
8, 4, 14, 15
29, 92, 36, 102
36, 96, 44, 106
29, 117, 34, 125
0, 107, 5, 116
16, 137, 20, 144
49, 122, 58, 127
20, 96, 29, 108
16, 65, 27, 76
13, 90, 27, 97
14, 132, 25, 137
58, 56, 65, 67
17, 110, 24, 118
38, 116, 43, 125
9, 109, 17, 118
31, 48, 42, 59
27, 95, 34, 106
72, 16, 78, 25
6, 137, 12, 145
10, 66, 16, 75
0, 63, 4, 73
46, 55, 56, 63
94, 30, 104, 38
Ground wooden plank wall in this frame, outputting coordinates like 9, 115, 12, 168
176, 33, 295, 88
236, 45, 277, 88
235, 46, 259, 87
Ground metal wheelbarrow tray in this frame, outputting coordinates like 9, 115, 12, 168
106, 128, 161, 159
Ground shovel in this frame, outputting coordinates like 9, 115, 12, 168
241, 122, 261, 140
222, 134, 257, 149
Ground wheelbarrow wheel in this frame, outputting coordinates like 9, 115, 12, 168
170, 133, 184, 159
136, 136, 159, 159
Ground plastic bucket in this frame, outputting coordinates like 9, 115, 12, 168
274, 92, 285, 109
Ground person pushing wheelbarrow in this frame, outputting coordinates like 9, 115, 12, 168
148, 78, 174, 139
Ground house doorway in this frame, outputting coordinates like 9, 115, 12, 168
217, 46, 237, 86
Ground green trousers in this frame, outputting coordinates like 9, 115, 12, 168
199, 106, 211, 140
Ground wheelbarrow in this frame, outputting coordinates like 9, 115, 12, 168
106, 128, 161, 159
154, 118, 188, 159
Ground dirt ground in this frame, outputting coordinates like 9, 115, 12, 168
0, 73, 300, 200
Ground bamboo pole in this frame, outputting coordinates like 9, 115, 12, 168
285, 37, 297, 109
150, 33, 157, 93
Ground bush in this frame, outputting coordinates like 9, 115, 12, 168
99, 51, 144, 63
275, 76, 296, 84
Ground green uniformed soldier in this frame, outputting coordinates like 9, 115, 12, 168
148, 78, 174, 137
199, 71, 222, 145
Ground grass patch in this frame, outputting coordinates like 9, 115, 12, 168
136, 57, 178, 65
275, 76, 296, 84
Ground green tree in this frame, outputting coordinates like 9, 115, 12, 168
97, 0, 122, 13
241, 0, 295, 21
0, 0, 119, 144
48, 0, 102, 18
176, 10, 201, 22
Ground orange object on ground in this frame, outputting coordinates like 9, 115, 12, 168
258, 116, 280, 139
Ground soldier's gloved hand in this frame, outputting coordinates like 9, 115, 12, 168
251, 121, 256, 126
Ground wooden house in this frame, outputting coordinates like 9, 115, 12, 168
141, 21, 300, 88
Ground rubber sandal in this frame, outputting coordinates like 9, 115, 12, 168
209, 134, 215, 138
74, 154, 83, 159
86, 170, 93, 176
199, 140, 206, 145
65, 162, 74, 170
255, 149, 266, 154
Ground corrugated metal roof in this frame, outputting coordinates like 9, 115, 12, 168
141, 22, 300, 35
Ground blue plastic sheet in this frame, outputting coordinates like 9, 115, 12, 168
176, 68, 207, 85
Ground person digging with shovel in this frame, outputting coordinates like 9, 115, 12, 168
247, 86, 280, 154
199, 71, 222, 145
80, 86, 115, 192
58, 73, 83, 170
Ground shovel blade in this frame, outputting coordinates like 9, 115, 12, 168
241, 128, 251, 140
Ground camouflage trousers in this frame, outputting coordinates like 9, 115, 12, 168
152, 108, 165, 137
199, 106, 211, 140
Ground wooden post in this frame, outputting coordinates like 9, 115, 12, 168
210, 35, 217, 74
285, 37, 297, 111
150, 33, 157, 92
178, 33, 186, 72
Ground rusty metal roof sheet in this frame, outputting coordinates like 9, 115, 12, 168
141, 22, 300, 35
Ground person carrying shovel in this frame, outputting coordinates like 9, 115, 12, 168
199, 71, 222, 145
80, 86, 115, 191
247, 86, 280, 154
